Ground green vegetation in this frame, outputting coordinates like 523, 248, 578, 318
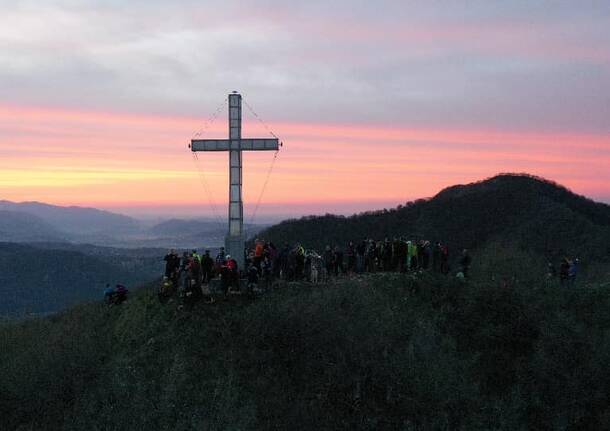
1, 270, 609, 430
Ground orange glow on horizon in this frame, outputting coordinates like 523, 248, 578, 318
1, 103, 609, 217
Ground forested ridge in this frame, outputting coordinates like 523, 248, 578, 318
258, 174, 610, 267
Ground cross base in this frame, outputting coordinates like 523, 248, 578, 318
225, 233, 246, 272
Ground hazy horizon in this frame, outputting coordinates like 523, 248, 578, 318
1, 195, 425, 222
3, 173, 610, 224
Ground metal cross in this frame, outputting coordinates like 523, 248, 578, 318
191, 92, 278, 269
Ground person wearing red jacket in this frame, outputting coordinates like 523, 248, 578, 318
221, 255, 239, 295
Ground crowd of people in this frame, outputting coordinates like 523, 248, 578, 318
267, 238, 468, 282
106, 239, 581, 307
159, 238, 472, 305
161, 247, 238, 304
99, 235, 581, 308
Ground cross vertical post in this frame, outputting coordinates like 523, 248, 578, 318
227, 93, 244, 266
191, 92, 279, 272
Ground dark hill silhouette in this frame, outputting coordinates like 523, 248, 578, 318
257, 173, 610, 264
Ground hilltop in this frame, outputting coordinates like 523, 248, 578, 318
1, 273, 609, 430
258, 174, 610, 268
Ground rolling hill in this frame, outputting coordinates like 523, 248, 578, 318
257, 174, 610, 267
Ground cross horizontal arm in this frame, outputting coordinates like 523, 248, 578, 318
191, 139, 230, 151
240, 139, 279, 151
191, 138, 279, 152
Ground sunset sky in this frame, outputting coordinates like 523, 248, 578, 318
1, 1, 609, 221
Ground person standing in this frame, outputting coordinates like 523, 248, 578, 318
254, 239, 264, 271
346, 241, 356, 274
201, 250, 215, 284
246, 263, 259, 296
382, 239, 392, 272
226, 254, 239, 291
356, 239, 366, 273
432, 242, 441, 272
179, 251, 190, 291
188, 253, 202, 298
219, 260, 231, 298
559, 257, 570, 285
440, 244, 449, 275
295, 244, 305, 280
568, 258, 579, 286
334, 245, 344, 276
407, 241, 418, 271
216, 247, 226, 266
459, 249, 471, 278
261, 255, 272, 290
163, 249, 180, 280
323, 245, 334, 278
423, 241, 432, 270
397, 239, 407, 273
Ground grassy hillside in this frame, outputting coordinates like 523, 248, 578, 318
1, 272, 609, 430
257, 174, 610, 266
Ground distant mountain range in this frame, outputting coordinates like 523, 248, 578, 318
0, 200, 138, 235
0, 202, 266, 316
0, 200, 267, 249
0, 210, 66, 242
